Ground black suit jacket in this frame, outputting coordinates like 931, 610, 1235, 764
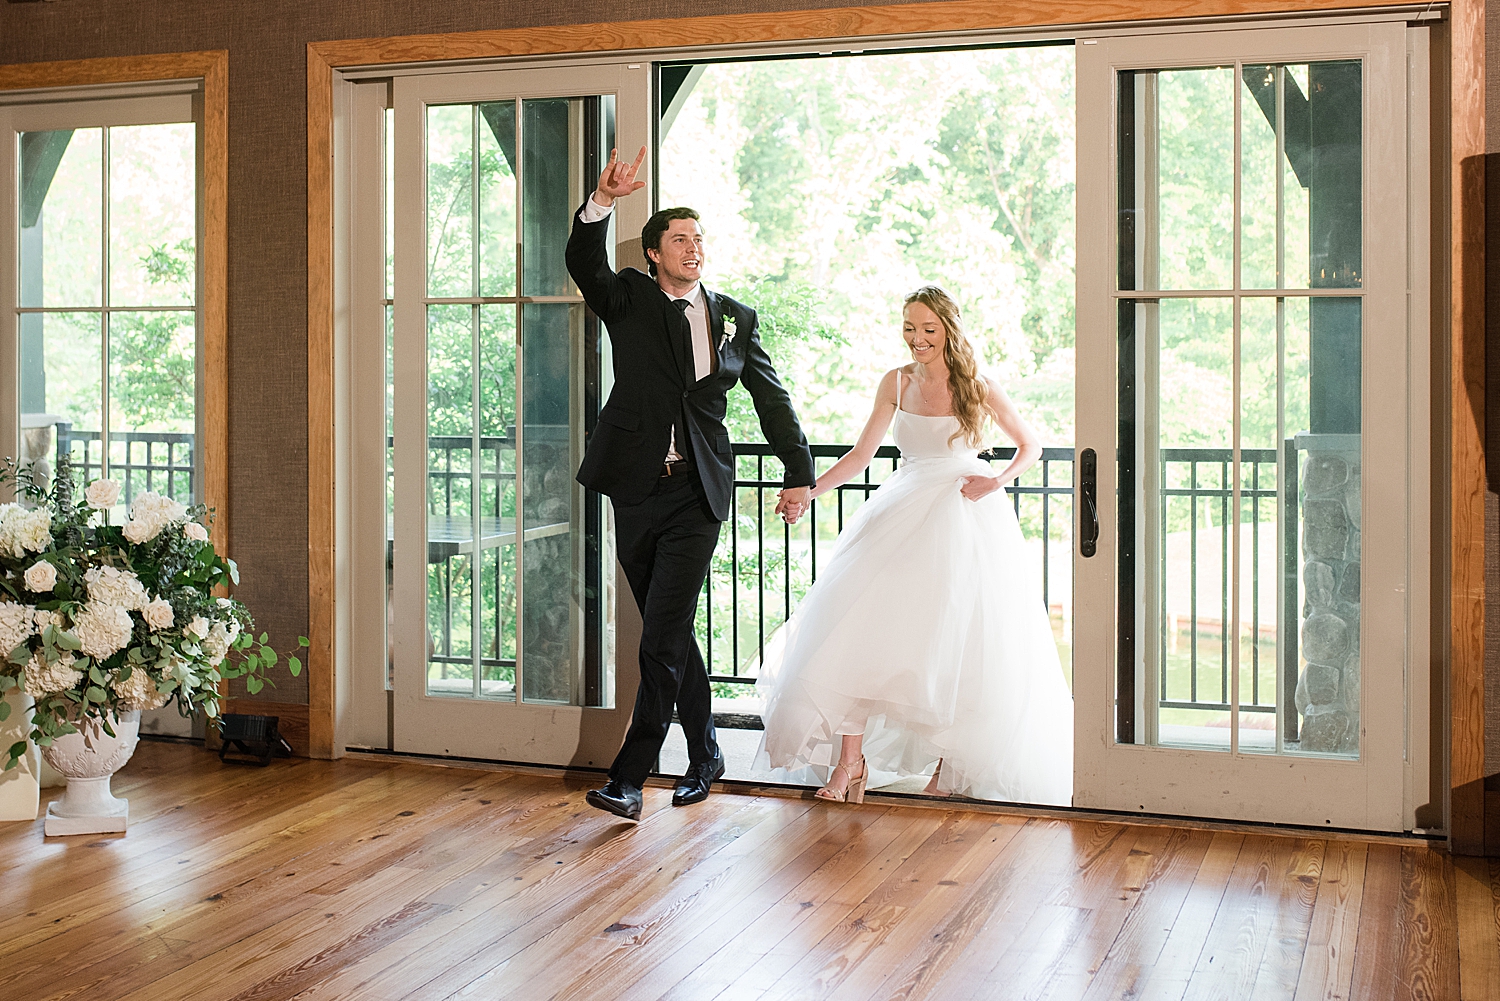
565, 205, 816, 522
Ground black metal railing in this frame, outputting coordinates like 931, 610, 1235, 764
56, 424, 195, 503
407, 435, 518, 679
1157, 447, 1279, 717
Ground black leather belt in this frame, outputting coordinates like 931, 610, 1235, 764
661, 460, 694, 477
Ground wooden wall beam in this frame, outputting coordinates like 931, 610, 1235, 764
1449, 0, 1487, 856
307, 0, 1417, 67
306, 46, 336, 760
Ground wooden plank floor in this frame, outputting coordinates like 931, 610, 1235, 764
2, 742, 1497, 1001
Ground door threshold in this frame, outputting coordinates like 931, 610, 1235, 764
343, 746, 1442, 846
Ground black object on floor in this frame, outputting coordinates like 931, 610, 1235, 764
218, 713, 294, 766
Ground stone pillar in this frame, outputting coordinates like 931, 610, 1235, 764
1293, 432, 1360, 753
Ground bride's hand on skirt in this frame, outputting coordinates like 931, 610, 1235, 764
959, 475, 1006, 502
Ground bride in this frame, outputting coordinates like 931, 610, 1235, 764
754, 286, 1073, 806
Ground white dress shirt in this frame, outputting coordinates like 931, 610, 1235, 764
579, 197, 714, 462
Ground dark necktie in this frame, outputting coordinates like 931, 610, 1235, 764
672, 299, 692, 462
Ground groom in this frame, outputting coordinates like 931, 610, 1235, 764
566, 147, 815, 821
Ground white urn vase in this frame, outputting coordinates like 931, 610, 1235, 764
40, 710, 141, 836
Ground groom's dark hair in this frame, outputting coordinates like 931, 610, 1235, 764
642, 207, 701, 278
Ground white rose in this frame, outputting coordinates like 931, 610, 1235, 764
23, 561, 56, 592
71, 603, 135, 660
84, 479, 122, 510
186, 615, 210, 641
122, 492, 187, 545
184, 521, 209, 543
142, 597, 175, 631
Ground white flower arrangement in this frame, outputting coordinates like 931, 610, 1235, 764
0, 458, 307, 770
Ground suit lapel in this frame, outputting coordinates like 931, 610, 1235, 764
704, 288, 725, 375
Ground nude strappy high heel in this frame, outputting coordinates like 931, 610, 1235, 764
815, 756, 867, 804
922, 758, 952, 798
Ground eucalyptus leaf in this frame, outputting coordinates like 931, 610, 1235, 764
287, 655, 302, 677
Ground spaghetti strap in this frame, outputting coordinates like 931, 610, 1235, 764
895, 369, 903, 413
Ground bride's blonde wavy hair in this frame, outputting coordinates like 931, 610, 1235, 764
904, 285, 987, 448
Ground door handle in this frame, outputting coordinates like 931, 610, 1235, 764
1080, 447, 1099, 558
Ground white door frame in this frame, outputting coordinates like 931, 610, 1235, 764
372, 63, 649, 765
1074, 21, 1420, 832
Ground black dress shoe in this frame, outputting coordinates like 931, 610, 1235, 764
672, 754, 726, 806
586, 779, 643, 821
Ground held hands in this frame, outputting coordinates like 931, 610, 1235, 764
776, 486, 811, 525
593, 146, 647, 207
959, 475, 1007, 502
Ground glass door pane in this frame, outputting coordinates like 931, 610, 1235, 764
415, 95, 612, 706
1115, 55, 1364, 759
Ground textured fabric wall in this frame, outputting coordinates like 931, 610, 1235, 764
0, 0, 868, 702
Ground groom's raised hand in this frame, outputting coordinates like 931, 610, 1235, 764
592, 145, 647, 207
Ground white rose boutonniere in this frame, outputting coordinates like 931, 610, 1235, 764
719, 315, 737, 352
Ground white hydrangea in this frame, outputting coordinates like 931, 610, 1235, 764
121, 492, 188, 545
0, 601, 32, 655
113, 667, 169, 711
84, 565, 147, 610
141, 597, 174, 631
22, 651, 81, 698
71, 603, 135, 660
203, 621, 238, 666
0, 503, 52, 558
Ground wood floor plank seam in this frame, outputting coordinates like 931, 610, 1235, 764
3, 744, 1490, 1001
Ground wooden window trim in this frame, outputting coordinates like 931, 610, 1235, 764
306, 1, 1486, 856
0, 52, 230, 604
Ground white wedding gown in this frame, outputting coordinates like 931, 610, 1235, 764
753, 389, 1074, 806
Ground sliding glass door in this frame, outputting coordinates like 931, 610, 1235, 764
1073, 22, 1419, 830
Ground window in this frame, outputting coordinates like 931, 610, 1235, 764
5, 96, 199, 511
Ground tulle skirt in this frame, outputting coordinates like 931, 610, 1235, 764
753, 455, 1074, 806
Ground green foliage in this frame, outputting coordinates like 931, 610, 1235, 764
662, 48, 1078, 446
109, 238, 196, 437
